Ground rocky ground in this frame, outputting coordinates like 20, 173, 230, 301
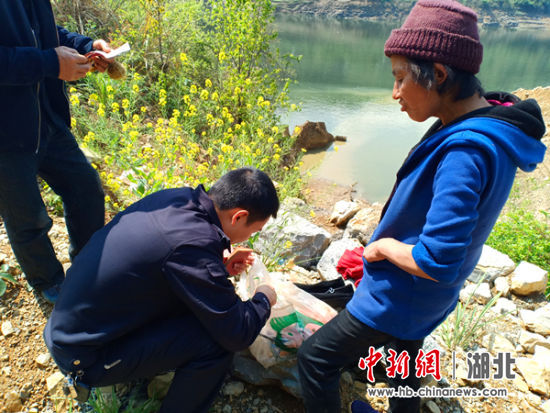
0, 87, 549, 413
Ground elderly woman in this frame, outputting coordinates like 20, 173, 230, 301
297, 1, 546, 413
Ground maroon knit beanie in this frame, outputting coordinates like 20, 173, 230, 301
384, 0, 483, 74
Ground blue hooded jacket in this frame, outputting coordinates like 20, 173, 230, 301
347, 96, 546, 340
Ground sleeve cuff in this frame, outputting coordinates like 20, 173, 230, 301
42, 49, 59, 79
412, 241, 458, 284
80, 39, 94, 55
251, 292, 271, 322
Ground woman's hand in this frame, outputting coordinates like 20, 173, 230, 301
363, 238, 438, 282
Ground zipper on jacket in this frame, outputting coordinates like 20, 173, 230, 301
31, 28, 42, 154
51, 10, 71, 120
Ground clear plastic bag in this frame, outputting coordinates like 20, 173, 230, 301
237, 255, 337, 369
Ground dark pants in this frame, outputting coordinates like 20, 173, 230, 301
0, 121, 104, 290
297, 308, 423, 413
51, 316, 233, 413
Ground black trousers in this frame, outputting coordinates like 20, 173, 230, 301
297, 308, 423, 413
51, 315, 233, 413
0, 120, 104, 290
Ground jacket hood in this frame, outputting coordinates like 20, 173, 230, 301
423, 92, 547, 172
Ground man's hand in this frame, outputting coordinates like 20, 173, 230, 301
55, 46, 91, 81
88, 39, 113, 73
224, 247, 254, 276
255, 284, 277, 307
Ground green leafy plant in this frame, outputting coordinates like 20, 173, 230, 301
439, 275, 503, 351
55, 0, 304, 215
487, 208, 550, 297
86, 387, 160, 413
0, 264, 18, 297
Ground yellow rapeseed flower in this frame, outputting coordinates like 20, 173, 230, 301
69, 94, 79, 106
205, 79, 212, 88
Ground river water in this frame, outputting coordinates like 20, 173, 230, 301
275, 16, 550, 202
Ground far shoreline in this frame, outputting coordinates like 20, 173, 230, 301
274, 3, 550, 31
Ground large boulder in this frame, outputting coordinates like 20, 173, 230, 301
329, 200, 360, 227
317, 238, 362, 281
467, 245, 515, 283
294, 121, 335, 150
343, 206, 381, 245
510, 261, 548, 296
520, 304, 550, 336
254, 211, 331, 268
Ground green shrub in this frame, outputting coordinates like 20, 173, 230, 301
56, 0, 304, 213
487, 208, 550, 296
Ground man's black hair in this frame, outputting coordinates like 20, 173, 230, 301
408, 58, 485, 101
208, 167, 279, 223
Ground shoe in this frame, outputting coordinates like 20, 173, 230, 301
41, 283, 62, 304
294, 277, 345, 293
349, 400, 380, 413
308, 284, 355, 309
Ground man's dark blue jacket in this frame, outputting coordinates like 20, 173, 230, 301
0, 0, 94, 151
44, 186, 271, 368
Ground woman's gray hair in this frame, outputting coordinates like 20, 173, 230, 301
408, 58, 485, 101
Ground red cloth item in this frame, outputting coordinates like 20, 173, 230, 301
336, 247, 365, 287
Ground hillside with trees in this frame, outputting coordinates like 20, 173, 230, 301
274, 0, 550, 22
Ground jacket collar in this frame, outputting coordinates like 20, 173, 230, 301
194, 185, 230, 250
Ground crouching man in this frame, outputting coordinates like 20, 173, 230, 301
44, 167, 278, 412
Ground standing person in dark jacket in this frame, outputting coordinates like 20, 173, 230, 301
44, 168, 279, 413
296, 1, 546, 413
0, 1, 112, 303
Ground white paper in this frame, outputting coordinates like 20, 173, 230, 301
92, 43, 130, 59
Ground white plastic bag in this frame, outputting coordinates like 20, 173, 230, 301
237, 255, 337, 369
